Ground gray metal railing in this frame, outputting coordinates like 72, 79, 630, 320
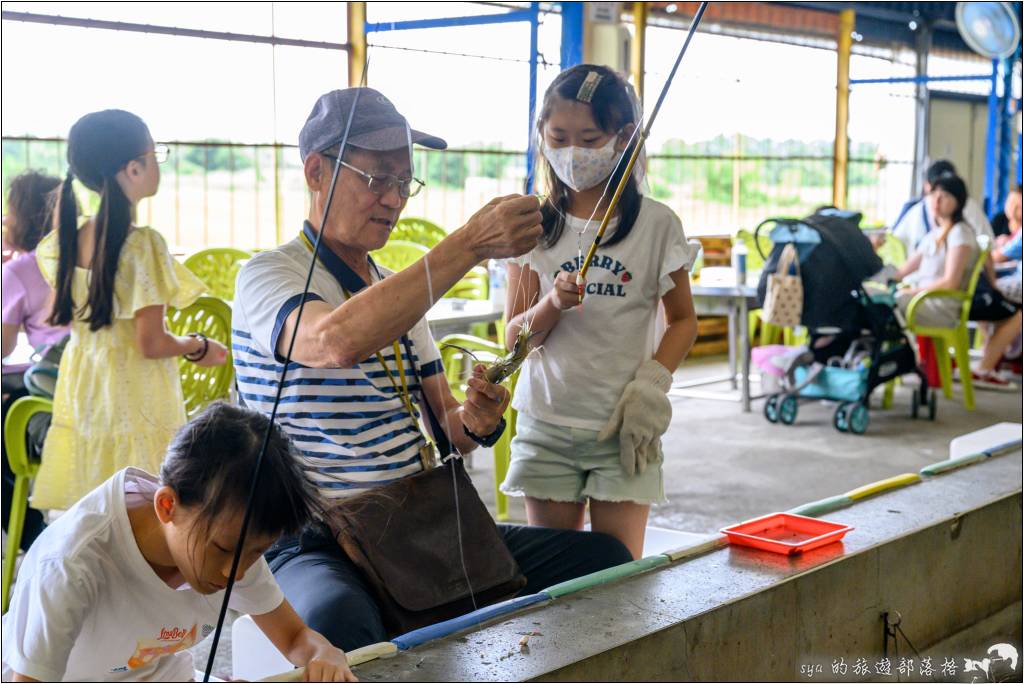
2, 135, 911, 251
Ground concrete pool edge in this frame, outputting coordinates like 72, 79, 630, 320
356, 454, 1022, 682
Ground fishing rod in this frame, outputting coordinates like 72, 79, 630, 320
576, 1, 709, 301
201, 65, 370, 683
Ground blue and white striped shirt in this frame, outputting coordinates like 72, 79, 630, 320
232, 223, 443, 498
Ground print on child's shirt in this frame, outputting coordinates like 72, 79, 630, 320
556, 253, 633, 299
125, 623, 197, 670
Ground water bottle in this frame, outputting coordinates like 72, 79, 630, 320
488, 259, 507, 309
733, 242, 748, 286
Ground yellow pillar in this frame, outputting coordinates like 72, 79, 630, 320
347, 2, 367, 87
832, 9, 854, 208
631, 2, 648, 102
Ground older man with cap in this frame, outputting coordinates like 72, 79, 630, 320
232, 88, 632, 650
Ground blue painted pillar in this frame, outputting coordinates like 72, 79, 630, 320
996, 55, 1015, 214
526, 2, 540, 193
1018, 112, 1023, 186
560, 1, 584, 68
984, 58, 999, 217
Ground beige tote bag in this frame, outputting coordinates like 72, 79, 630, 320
762, 243, 803, 327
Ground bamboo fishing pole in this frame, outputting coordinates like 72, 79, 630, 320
256, 642, 399, 682
576, 1, 709, 302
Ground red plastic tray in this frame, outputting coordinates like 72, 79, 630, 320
721, 512, 853, 556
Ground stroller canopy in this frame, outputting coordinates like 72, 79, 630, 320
756, 208, 883, 332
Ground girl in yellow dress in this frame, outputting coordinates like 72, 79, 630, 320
34, 109, 228, 511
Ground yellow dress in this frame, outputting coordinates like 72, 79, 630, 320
33, 226, 205, 510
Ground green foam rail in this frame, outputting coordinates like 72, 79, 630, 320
787, 495, 854, 518
920, 452, 990, 477
543, 555, 671, 599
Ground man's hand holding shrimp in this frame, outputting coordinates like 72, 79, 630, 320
460, 364, 510, 437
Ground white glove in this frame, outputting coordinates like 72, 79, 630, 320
598, 360, 673, 476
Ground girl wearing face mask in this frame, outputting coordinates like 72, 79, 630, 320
501, 65, 699, 559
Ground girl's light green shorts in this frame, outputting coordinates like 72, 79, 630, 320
499, 413, 666, 505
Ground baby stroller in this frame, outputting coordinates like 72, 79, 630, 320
754, 208, 937, 434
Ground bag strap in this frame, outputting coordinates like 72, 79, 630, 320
397, 335, 453, 459
777, 243, 800, 277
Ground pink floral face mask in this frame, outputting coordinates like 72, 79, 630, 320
542, 135, 620, 192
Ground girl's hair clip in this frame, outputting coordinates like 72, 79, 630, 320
576, 71, 604, 103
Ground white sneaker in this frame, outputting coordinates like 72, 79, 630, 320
970, 369, 1020, 392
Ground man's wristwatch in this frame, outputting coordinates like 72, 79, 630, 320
464, 416, 507, 448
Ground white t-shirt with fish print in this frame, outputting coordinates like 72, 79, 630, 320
1, 468, 283, 682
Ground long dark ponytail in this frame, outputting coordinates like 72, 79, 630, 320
48, 110, 151, 330
536, 64, 643, 250
49, 171, 81, 327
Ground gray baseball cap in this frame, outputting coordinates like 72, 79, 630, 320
298, 87, 447, 160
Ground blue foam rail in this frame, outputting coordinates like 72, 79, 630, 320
391, 593, 550, 651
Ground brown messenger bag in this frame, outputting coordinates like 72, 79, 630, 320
324, 457, 526, 636
322, 333, 524, 636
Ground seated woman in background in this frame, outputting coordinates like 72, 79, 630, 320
34, 109, 228, 512
986, 184, 1022, 373
991, 184, 1022, 303
991, 183, 1022, 243
1, 170, 68, 551
894, 174, 1020, 391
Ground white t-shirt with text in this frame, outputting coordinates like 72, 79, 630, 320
510, 197, 697, 430
1, 468, 283, 682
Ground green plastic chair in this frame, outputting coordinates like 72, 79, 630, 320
371, 239, 429, 273
876, 233, 907, 267
446, 266, 488, 300
438, 334, 517, 522
391, 217, 447, 248
183, 247, 252, 301
166, 296, 234, 419
446, 266, 492, 339
2, 396, 52, 612
904, 244, 990, 412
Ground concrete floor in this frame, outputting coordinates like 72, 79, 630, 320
469, 355, 1024, 535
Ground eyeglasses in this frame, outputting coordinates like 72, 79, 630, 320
137, 144, 171, 165
321, 153, 425, 199
153, 144, 170, 164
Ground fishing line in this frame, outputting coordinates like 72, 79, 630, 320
201, 62, 369, 683
577, 1, 709, 292
407, 107, 477, 614
420, 241, 479, 612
